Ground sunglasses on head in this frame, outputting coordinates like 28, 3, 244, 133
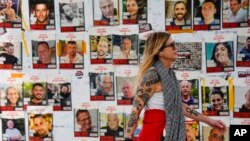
160, 42, 176, 51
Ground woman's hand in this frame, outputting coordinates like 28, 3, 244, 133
216, 54, 232, 66
208, 118, 227, 133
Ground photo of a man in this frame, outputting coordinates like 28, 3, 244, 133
29, 0, 55, 30
93, 0, 119, 26
59, 40, 83, 67
59, 2, 84, 28
165, 0, 192, 30
74, 109, 98, 137
90, 35, 112, 64
170, 1, 188, 25
32, 40, 56, 69
29, 83, 47, 106
29, 113, 52, 140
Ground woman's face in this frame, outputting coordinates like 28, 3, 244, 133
210, 94, 223, 111
7, 88, 19, 105
126, 0, 139, 16
214, 44, 229, 61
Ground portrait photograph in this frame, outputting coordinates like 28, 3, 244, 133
0, 83, 23, 111
193, 0, 221, 30
100, 112, 124, 139
29, 0, 55, 30
0, 0, 22, 28
165, 0, 192, 30
2, 113, 25, 141
236, 36, 250, 67
172, 42, 202, 71
89, 72, 115, 101
0, 41, 22, 70
205, 41, 234, 73
90, 35, 112, 64
23, 82, 48, 107
116, 76, 136, 105
59, 1, 85, 32
178, 79, 199, 109
32, 40, 56, 69
58, 40, 84, 69
202, 126, 229, 141
222, 0, 248, 28
74, 109, 98, 137
93, 0, 119, 26
122, 0, 147, 24
185, 120, 200, 141
28, 113, 53, 141
202, 86, 229, 116
112, 34, 138, 65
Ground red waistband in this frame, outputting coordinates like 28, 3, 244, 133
144, 109, 166, 122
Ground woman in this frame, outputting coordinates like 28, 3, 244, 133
6, 86, 21, 106
211, 42, 233, 67
125, 32, 226, 141
125, 0, 146, 21
207, 88, 227, 111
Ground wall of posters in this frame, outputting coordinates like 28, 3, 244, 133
0, 0, 249, 140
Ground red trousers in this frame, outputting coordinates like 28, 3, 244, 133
138, 109, 187, 141
138, 109, 165, 141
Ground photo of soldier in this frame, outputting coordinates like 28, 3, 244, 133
23, 82, 48, 108
89, 72, 115, 101
0, 0, 22, 28
0, 42, 22, 70
28, 113, 53, 141
222, 0, 248, 28
90, 35, 112, 64
193, 0, 221, 30
202, 86, 229, 116
74, 109, 98, 137
172, 42, 202, 71
59, 1, 85, 32
2, 115, 25, 141
93, 0, 119, 26
205, 41, 234, 73
122, 0, 147, 24
59, 40, 84, 69
113, 34, 138, 65
29, 0, 55, 30
165, 0, 192, 30
100, 113, 124, 139
237, 36, 250, 67
179, 79, 199, 109
32, 40, 56, 69
234, 86, 250, 118
116, 76, 136, 105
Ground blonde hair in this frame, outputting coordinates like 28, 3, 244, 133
137, 32, 171, 84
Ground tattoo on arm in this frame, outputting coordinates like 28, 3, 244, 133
128, 111, 137, 128
127, 69, 160, 131
186, 107, 201, 116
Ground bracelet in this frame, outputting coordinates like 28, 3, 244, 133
125, 138, 133, 141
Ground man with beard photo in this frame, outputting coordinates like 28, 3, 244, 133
30, 83, 47, 105
60, 3, 82, 27
96, 36, 111, 59
170, 1, 188, 25
239, 37, 250, 61
58, 84, 71, 107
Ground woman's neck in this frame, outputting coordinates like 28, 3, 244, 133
159, 58, 172, 69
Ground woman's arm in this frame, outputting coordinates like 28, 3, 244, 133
125, 69, 160, 139
182, 103, 226, 131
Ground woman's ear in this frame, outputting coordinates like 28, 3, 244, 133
159, 52, 163, 57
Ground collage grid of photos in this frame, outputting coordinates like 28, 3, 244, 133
0, 0, 250, 141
